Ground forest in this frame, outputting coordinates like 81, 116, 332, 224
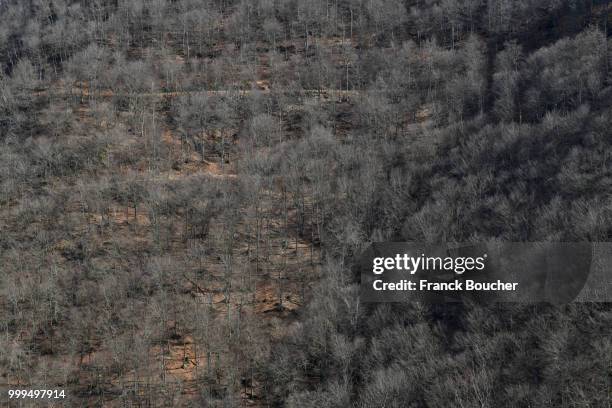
0, 0, 611, 406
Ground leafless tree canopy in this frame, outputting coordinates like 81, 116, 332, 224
0, 0, 610, 406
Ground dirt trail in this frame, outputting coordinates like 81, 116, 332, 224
35, 84, 360, 100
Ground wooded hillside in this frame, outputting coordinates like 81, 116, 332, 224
0, 1, 610, 406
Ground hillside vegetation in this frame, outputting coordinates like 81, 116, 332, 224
0, 0, 611, 407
